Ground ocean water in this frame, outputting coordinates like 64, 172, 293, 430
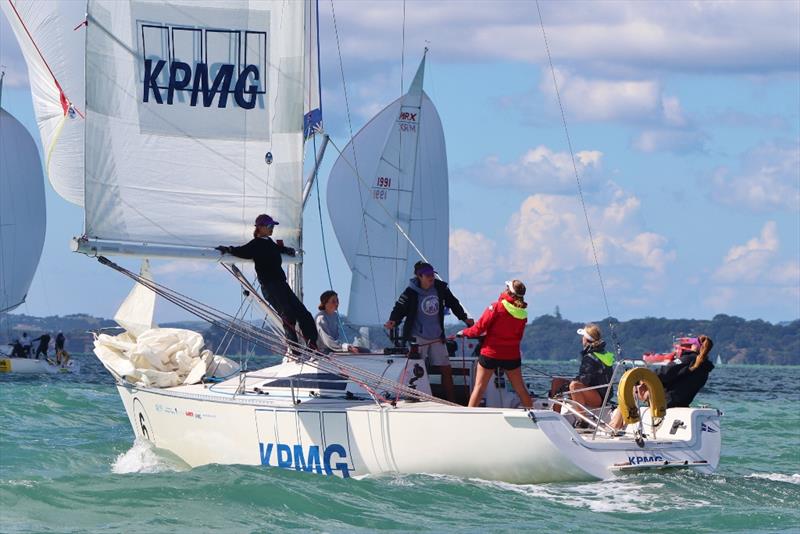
1, 357, 798, 533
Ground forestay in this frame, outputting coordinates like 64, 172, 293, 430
1, 0, 86, 206
0, 108, 46, 312
81, 0, 320, 258
327, 56, 449, 325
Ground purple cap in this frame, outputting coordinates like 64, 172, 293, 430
254, 214, 279, 227
414, 262, 436, 276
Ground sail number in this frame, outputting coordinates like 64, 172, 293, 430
372, 177, 392, 200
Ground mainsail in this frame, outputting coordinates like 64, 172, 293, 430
327, 55, 449, 325
0, 107, 46, 312
76, 0, 320, 259
1, 0, 86, 206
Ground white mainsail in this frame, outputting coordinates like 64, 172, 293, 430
0, 107, 46, 312
1, 0, 86, 206
78, 0, 320, 259
327, 55, 449, 325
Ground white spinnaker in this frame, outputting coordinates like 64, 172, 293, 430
1, 0, 86, 206
83, 0, 318, 255
0, 108, 46, 312
327, 57, 449, 325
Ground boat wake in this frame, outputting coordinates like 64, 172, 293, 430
111, 438, 186, 474
745, 472, 800, 485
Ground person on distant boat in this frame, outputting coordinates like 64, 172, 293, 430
385, 261, 474, 403
20, 332, 32, 358
316, 290, 365, 354
55, 331, 66, 361
32, 333, 51, 360
569, 324, 615, 421
458, 280, 533, 409
216, 214, 319, 351
11, 339, 25, 358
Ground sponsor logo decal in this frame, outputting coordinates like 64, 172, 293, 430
627, 454, 665, 465
701, 423, 718, 433
258, 442, 351, 477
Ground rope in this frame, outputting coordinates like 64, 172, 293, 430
97, 256, 454, 407
329, 0, 382, 321
535, 1, 621, 356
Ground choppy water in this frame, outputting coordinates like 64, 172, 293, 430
1, 357, 798, 533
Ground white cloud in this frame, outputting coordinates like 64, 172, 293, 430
319, 1, 799, 75
705, 221, 799, 316
463, 145, 603, 193
539, 68, 661, 122
505, 187, 675, 278
711, 141, 800, 212
449, 228, 496, 284
632, 128, 707, 154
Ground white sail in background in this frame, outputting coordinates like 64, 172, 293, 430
0, 107, 46, 312
327, 56, 449, 325
80, 0, 319, 258
1, 0, 86, 206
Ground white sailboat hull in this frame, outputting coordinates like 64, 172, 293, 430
114, 375, 721, 483
0, 357, 79, 374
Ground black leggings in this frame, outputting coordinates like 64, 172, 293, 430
261, 280, 318, 345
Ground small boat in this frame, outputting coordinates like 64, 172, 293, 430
715, 354, 724, 365
0, 353, 79, 375
643, 336, 700, 365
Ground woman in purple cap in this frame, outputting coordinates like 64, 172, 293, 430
385, 261, 473, 402
217, 214, 318, 350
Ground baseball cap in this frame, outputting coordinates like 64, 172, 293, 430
254, 214, 279, 227
414, 262, 436, 276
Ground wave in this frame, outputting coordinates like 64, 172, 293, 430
111, 438, 187, 474
746, 472, 800, 485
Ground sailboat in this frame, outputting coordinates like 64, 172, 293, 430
0, 76, 76, 373
12, 0, 720, 482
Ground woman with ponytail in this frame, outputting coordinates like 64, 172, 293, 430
459, 280, 533, 408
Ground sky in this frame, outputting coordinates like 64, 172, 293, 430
1, 0, 799, 325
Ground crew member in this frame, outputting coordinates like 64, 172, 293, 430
385, 261, 473, 403
316, 290, 364, 354
217, 214, 318, 350
20, 333, 32, 358
32, 333, 51, 360
569, 324, 615, 422
459, 280, 533, 408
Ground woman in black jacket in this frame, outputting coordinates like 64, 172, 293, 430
217, 214, 318, 350
569, 323, 615, 418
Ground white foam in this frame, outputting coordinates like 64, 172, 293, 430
469, 477, 709, 514
111, 438, 184, 474
746, 473, 800, 485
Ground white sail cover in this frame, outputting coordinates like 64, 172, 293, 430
83, 0, 319, 255
0, 107, 46, 312
327, 56, 449, 325
1, 0, 86, 206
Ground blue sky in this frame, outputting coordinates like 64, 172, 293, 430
2, 0, 798, 324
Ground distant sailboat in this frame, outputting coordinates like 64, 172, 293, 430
715, 354, 724, 366
327, 52, 449, 325
0, 77, 46, 314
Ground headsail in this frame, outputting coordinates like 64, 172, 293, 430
327, 55, 449, 325
77, 0, 320, 260
1, 0, 86, 206
0, 107, 46, 313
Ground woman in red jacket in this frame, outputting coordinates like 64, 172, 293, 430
460, 280, 533, 408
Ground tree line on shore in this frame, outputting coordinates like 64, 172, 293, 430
1, 312, 797, 365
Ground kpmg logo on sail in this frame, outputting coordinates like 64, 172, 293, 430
139, 23, 266, 110
132, 4, 271, 140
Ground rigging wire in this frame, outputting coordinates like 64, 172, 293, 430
534, 1, 621, 356
329, 0, 383, 322
97, 256, 454, 406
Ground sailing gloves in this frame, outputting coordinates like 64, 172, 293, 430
215, 246, 231, 254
